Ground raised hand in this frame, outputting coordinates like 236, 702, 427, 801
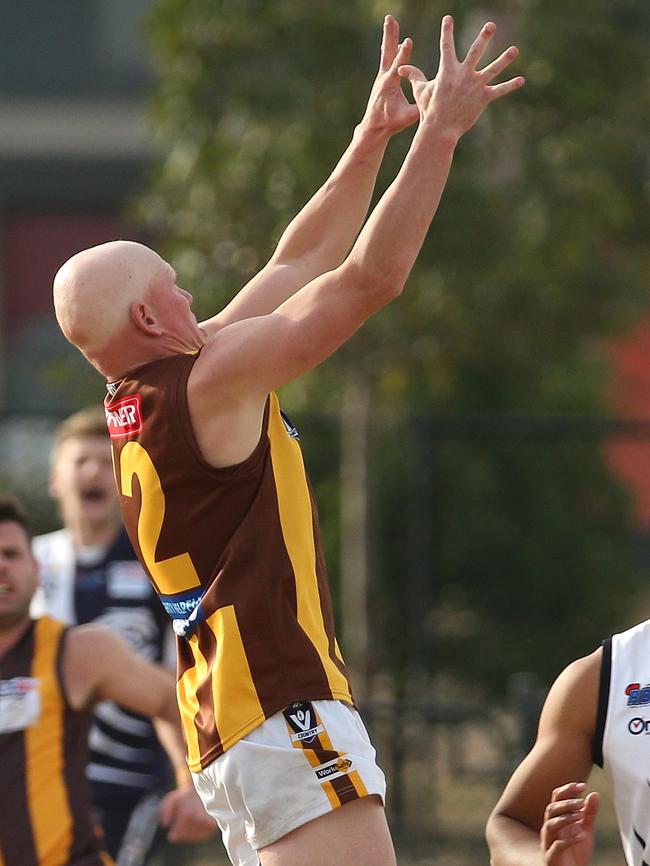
540, 783, 600, 866
398, 15, 524, 141
361, 14, 420, 136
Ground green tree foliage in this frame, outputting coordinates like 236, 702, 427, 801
139, 0, 650, 694
140, 0, 379, 334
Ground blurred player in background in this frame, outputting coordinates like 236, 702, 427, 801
53, 14, 524, 866
485, 621, 650, 865
0, 496, 214, 866
31, 408, 215, 857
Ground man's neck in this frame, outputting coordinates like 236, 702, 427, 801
0, 617, 31, 660
93, 328, 205, 382
67, 520, 119, 550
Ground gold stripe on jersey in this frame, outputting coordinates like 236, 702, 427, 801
267, 394, 351, 700
0, 848, 5, 866
206, 606, 263, 752
26, 618, 73, 865
177, 637, 208, 770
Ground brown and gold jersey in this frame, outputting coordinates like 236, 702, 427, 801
0, 617, 111, 866
105, 352, 353, 772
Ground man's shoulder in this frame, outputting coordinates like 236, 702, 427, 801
107, 354, 198, 439
33, 527, 69, 543
540, 648, 602, 739
62, 623, 126, 711
65, 623, 126, 677
32, 528, 71, 557
560, 648, 602, 691
612, 618, 650, 649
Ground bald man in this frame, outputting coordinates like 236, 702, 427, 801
54, 16, 523, 866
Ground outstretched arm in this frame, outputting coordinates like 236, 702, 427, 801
201, 15, 419, 335
486, 651, 602, 866
188, 16, 524, 470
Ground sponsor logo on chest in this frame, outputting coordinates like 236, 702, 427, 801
628, 717, 650, 735
626, 682, 650, 707
105, 395, 143, 439
0, 677, 41, 733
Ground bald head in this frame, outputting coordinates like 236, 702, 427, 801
53, 240, 166, 361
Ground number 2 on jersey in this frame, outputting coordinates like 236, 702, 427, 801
118, 441, 202, 596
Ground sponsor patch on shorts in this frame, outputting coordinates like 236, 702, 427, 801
315, 757, 352, 780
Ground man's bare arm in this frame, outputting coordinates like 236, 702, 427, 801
200, 15, 418, 335
486, 650, 601, 866
188, 17, 524, 469
63, 624, 179, 720
63, 625, 216, 843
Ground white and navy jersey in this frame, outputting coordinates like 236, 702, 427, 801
594, 619, 650, 866
31, 527, 174, 805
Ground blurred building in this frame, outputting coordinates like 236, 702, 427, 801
0, 0, 156, 416
0, 0, 156, 483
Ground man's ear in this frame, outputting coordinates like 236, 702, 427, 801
130, 301, 164, 337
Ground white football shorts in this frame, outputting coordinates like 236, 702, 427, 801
191, 699, 386, 866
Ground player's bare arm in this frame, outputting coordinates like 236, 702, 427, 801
486, 650, 602, 866
201, 15, 419, 335
187, 16, 525, 469
62, 625, 216, 844
63, 623, 179, 719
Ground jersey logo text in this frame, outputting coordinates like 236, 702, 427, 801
105, 395, 143, 439
626, 683, 650, 706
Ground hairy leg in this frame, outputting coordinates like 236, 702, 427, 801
258, 795, 396, 866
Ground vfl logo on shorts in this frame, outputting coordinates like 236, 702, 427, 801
105, 395, 143, 439
283, 702, 323, 745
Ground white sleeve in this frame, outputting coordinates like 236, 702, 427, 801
30, 585, 46, 618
